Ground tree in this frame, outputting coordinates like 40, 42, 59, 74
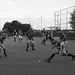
69, 10, 75, 30
3, 20, 31, 35
69, 10, 75, 38
3, 22, 12, 34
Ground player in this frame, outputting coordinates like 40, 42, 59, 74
41, 31, 49, 45
45, 36, 75, 62
41, 32, 46, 45
60, 31, 68, 48
26, 29, 35, 51
18, 30, 22, 42
13, 29, 17, 42
0, 29, 10, 58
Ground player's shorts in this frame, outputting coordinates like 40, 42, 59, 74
57, 48, 68, 55
27, 39, 34, 43
18, 35, 22, 39
14, 35, 16, 38
60, 41, 68, 46
27, 38, 34, 45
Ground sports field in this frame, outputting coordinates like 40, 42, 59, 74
0, 37, 75, 75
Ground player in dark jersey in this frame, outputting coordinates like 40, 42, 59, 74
60, 31, 68, 46
45, 36, 75, 62
41, 31, 49, 45
41, 32, 46, 45
26, 29, 35, 51
0, 29, 9, 58
13, 29, 17, 42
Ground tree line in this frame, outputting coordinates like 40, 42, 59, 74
3, 20, 31, 35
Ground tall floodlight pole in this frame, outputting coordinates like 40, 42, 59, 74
60, 10, 61, 30
38, 18, 39, 30
41, 16, 42, 30
66, 8, 68, 30
74, 6, 75, 12
54, 12, 56, 27
31, 21, 33, 28
28, 18, 30, 24
0, 18, 1, 30
57, 14, 59, 29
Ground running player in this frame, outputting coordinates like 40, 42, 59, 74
26, 29, 35, 51
45, 36, 75, 62
13, 29, 17, 42
41, 32, 46, 45
0, 29, 9, 58
41, 31, 49, 45
60, 31, 68, 48
18, 30, 22, 42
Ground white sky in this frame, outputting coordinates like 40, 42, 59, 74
0, 0, 75, 30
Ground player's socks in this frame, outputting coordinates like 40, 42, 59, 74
72, 56, 75, 60
32, 46, 35, 50
21, 38, 22, 42
43, 39, 46, 45
26, 43, 29, 51
41, 41, 43, 44
41, 39, 46, 45
45, 53, 55, 62
3, 49, 7, 57
67, 53, 75, 60
26, 48, 29, 51
32, 48, 35, 50
31, 44, 35, 50
45, 59, 50, 62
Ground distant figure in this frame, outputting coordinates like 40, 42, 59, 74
26, 29, 35, 51
18, 30, 22, 42
41, 31, 49, 45
13, 29, 17, 42
41, 32, 46, 45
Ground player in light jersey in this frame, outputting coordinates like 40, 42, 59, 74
18, 30, 22, 42
26, 29, 35, 51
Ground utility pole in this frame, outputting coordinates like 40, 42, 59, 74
0, 18, 1, 30
66, 8, 68, 30
28, 18, 30, 24
38, 18, 39, 30
41, 16, 42, 30
31, 21, 33, 28
0, 18, 1, 31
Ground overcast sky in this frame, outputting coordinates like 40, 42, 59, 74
0, 0, 75, 30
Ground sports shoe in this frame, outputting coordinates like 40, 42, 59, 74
26, 49, 29, 51
32, 48, 35, 51
72, 56, 75, 60
45, 59, 50, 62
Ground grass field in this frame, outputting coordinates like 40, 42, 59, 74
0, 37, 75, 75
